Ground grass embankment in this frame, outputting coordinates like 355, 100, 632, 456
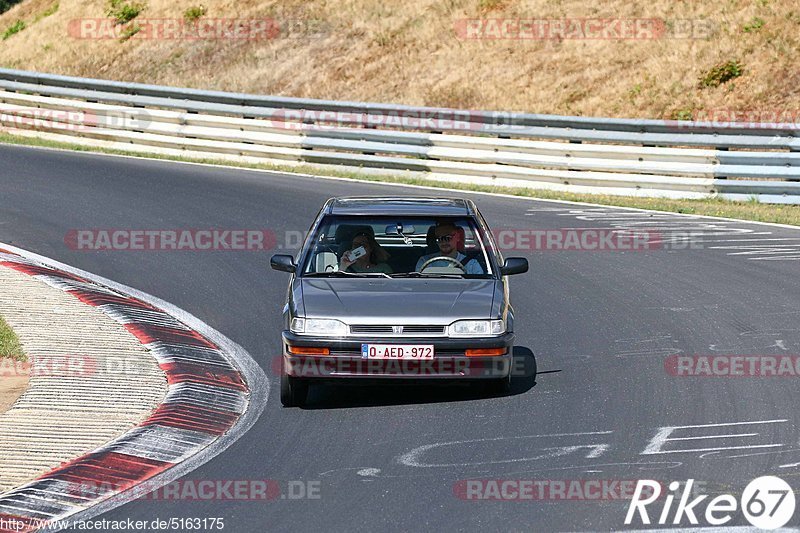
3, 131, 798, 226
1, 0, 799, 119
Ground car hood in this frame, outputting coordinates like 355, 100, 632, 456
299, 278, 499, 322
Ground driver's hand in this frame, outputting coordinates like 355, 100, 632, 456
339, 250, 355, 270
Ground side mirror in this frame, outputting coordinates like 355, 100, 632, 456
271, 254, 296, 273
500, 257, 528, 276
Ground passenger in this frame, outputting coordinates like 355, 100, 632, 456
339, 232, 393, 274
415, 221, 484, 274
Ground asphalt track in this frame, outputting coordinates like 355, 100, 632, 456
2, 144, 800, 531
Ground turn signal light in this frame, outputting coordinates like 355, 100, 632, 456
465, 347, 507, 357
288, 346, 330, 356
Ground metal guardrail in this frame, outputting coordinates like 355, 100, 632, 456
0, 68, 798, 203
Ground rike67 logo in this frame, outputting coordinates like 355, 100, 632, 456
625, 476, 796, 529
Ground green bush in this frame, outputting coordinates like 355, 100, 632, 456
2, 19, 25, 40
32, 2, 59, 24
699, 60, 744, 88
119, 22, 141, 41
0, 315, 24, 361
107, 0, 146, 25
743, 17, 765, 32
184, 5, 207, 22
671, 108, 695, 121
41, 2, 59, 18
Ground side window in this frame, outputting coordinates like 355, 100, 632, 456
461, 225, 479, 251
302, 219, 341, 273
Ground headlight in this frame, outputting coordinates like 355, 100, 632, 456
291, 318, 347, 336
447, 319, 505, 337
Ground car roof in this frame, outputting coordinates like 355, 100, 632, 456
326, 197, 474, 216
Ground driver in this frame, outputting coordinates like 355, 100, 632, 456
415, 221, 484, 274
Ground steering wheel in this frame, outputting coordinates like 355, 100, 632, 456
419, 256, 466, 273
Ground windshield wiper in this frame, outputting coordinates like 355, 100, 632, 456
305, 271, 392, 279
390, 272, 464, 278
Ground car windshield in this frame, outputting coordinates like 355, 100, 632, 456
300, 216, 495, 278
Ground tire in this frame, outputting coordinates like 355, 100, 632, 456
281, 372, 309, 407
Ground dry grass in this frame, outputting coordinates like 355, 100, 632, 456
0, 0, 798, 118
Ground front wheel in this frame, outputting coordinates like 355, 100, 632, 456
483, 373, 511, 396
281, 372, 309, 407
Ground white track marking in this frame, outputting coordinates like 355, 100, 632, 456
397, 431, 613, 468
667, 434, 760, 441
530, 206, 800, 260
725, 449, 800, 459
631, 527, 797, 532
642, 420, 788, 456
501, 461, 685, 477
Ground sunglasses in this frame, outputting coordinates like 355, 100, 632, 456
436, 233, 456, 243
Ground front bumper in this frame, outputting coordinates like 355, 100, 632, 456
281, 331, 514, 381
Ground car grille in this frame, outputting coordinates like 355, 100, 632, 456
349, 325, 446, 336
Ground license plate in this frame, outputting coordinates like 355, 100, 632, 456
361, 344, 434, 360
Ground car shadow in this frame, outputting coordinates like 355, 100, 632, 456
300, 346, 539, 410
